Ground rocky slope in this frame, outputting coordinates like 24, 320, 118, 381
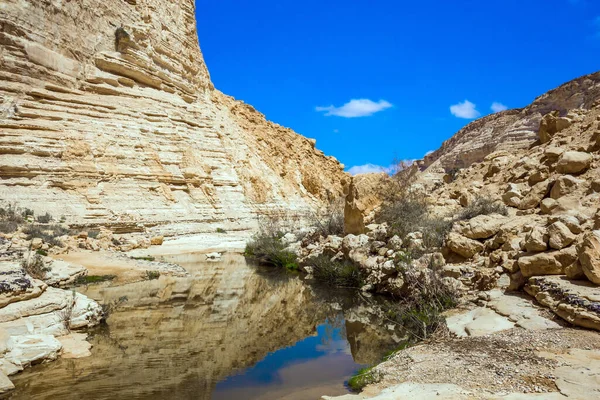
420, 71, 600, 173
0, 0, 347, 238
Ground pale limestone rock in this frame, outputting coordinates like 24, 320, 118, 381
4, 334, 62, 372
0, 262, 47, 308
58, 333, 92, 359
446, 232, 484, 258
0, 0, 346, 238
550, 175, 583, 199
30, 238, 43, 250
446, 307, 515, 337
43, 258, 87, 287
0, 370, 14, 393
556, 151, 593, 174
547, 221, 576, 250
341, 234, 370, 255
579, 230, 600, 284
540, 198, 558, 214
150, 236, 164, 246
518, 179, 552, 210
454, 214, 505, 239
518, 252, 565, 277
539, 111, 571, 144
525, 276, 600, 331
523, 226, 548, 252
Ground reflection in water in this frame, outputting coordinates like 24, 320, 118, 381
10, 254, 398, 400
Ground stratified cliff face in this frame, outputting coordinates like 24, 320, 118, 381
421, 72, 600, 172
0, 0, 347, 235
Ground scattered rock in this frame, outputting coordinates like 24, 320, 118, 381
556, 151, 592, 174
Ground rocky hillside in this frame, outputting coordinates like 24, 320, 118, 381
421, 71, 600, 173
0, 0, 347, 237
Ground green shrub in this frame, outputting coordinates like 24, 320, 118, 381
308, 254, 363, 288
216, 228, 226, 234
36, 249, 48, 256
145, 270, 160, 280
348, 366, 379, 392
74, 275, 116, 285
457, 196, 508, 221
88, 230, 100, 239
131, 255, 155, 262
244, 235, 299, 271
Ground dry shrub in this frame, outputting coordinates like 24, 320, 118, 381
457, 196, 508, 221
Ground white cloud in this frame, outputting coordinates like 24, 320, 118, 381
491, 102, 508, 113
450, 100, 480, 119
316, 99, 392, 118
347, 160, 414, 176
347, 164, 391, 175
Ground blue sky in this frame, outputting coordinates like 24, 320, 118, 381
196, 0, 600, 174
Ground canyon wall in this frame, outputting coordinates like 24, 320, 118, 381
421, 72, 600, 173
0, 0, 347, 236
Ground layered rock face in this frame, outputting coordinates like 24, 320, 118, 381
421, 72, 600, 172
0, 0, 346, 236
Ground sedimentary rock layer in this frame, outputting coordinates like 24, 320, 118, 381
0, 0, 347, 236
421, 72, 600, 172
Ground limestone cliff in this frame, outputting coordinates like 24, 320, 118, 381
421, 71, 600, 173
0, 0, 347, 236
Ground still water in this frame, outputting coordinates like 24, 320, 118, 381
11, 254, 398, 399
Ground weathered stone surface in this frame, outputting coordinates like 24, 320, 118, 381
446, 307, 515, 337
454, 214, 505, 240
3, 334, 62, 373
150, 236, 164, 246
0, 0, 347, 238
556, 151, 593, 174
344, 178, 366, 235
518, 252, 565, 277
579, 231, 600, 285
539, 111, 571, 144
446, 233, 484, 258
547, 221, 576, 250
0, 262, 47, 308
524, 226, 548, 252
525, 276, 600, 331
518, 180, 552, 210
550, 175, 583, 199
57, 333, 92, 359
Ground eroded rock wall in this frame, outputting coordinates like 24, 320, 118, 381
421, 72, 600, 173
0, 0, 347, 236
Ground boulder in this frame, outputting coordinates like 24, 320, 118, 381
502, 184, 522, 207
150, 236, 164, 246
365, 224, 387, 241
547, 221, 576, 250
540, 198, 558, 214
387, 235, 403, 250
454, 214, 505, 240
556, 151, 593, 174
341, 234, 370, 255
550, 176, 583, 199
518, 251, 567, 277
524, 226, 548, 252
446, 233, 484, 259
30, 238, 43, 250
3, 334, 62, 373
579, 231, 600, 284
565, 261, 586, 280
539, 111, 571, 144
518, 179, 552, 210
